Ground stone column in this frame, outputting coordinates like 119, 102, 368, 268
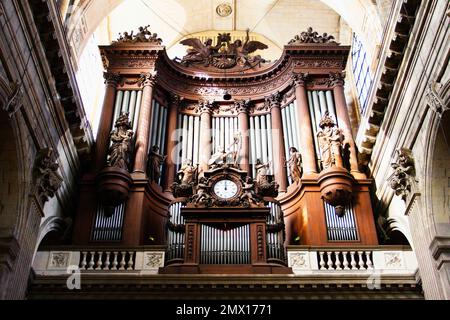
330, 72, 364, 178
236, 100, 250, 174
94, 72, 120, 172
133, 72, 157, 174
163, 94, 181, 191
292, 72, 317, 176
199, 101, 213, 173
267, 92, 288, 192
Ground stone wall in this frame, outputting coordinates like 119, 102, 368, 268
0, 0, 85, 299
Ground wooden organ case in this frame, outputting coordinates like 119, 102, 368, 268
72, 27, 378, 275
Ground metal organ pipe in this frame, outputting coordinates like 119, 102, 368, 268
260, 116, 268, 164
160, 107, 168, 151
325, 91, 338, 124
132, 91, 142, 132
266, 114, 273, 175
150, 100, 159, 147
254, 116, 262, 162
249, 117, 257, 177
293, 100, 301, 149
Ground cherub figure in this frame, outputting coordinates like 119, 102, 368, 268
177, 159, 197, 186
191, 177, 211, 204
240, 177, 258, 205
228, 28, 268, 67
179, 38, 221, 66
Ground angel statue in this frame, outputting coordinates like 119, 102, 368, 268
179, 37, 221, 66
228, 28, 268, 67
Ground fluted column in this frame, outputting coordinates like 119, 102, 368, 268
292, 72, 317, 176
330, 72, 365, 178
267, 92, 288, 192
163, 94, 181, 191
133, 72, 157, 174
236, 100, 250, 174
199, 100, 213, 173
94, 72, 121, 172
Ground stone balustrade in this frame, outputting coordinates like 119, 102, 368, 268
287, 246, 418, 275
33, 246, 166, 275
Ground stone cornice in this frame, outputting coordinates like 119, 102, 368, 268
29, 273, 422, 299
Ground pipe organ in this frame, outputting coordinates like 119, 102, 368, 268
72, 26, 379, 274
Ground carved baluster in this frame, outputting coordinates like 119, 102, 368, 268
119, 251, 126, 270
95, 251, 103, 270
365, 251, 374, 269
103, 252, 111, 270
349, 251, 357, 270
112, 252, 119, 270
87, 251, 95, 270
80, 251, 88, 270
326, 251, 334, 270
127, 251, 134, 270
358, 251, 365, 270
319, 252, 326, 270
335, 251, 342, 270
342, 251, 350, 270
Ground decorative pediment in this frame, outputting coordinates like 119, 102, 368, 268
112, 25, 162, 45
288, 27, 339, 45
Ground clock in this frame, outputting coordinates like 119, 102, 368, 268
213, 179, 239, 199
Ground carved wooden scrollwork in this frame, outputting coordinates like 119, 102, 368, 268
288, 27, 339, 45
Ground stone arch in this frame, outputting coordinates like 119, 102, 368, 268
35, 216, 67, 250
424, 81, 450, 237
0, 79, 28, 241
0, 75, 34, 299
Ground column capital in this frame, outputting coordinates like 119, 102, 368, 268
197, 99, 214, 114
292, 72, 309, 87
167, 93, 183, 106
265, 91, 283, 110
234, 99, 251, 114
103, 72, 122, 86
328, 72, 345, 87
139, 71, 157, 87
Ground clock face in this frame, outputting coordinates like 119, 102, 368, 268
213, 179, 238, 199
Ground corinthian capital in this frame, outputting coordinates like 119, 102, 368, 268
168, 93, 183, 106
292, 72, 309, 87
103, 72, 122, 85
264, 91, 283, 110
328, 72, 345, 87
139, 71, 157, 87
234, 99, 251, 114
197, 99, 215, 114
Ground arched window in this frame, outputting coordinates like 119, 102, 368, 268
351, 33, 373, 114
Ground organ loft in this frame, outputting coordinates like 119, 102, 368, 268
71, 26, 378, 273
6, 0, 449, 301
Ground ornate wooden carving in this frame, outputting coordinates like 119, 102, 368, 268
108, 113, 133, 170
288, 27, 339, 45
179, 29, 268, 70
112, 26, 162, 45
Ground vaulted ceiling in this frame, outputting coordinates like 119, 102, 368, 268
65, 0, 384, 62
